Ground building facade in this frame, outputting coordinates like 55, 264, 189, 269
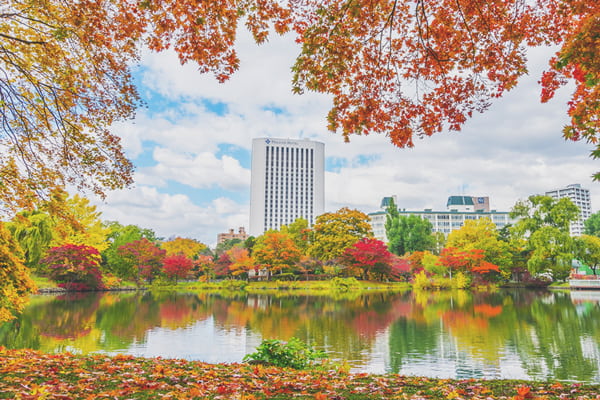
217, 227, 249, 245
249, 138, 325, 236
370, 196, 513, 242
545, 183, 592, 236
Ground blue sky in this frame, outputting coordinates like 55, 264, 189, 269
91, 31, 599, 247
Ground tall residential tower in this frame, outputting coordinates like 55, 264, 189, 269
249, 138, 325, 236
545, 183, 592, 236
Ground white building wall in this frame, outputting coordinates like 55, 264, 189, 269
249, 138, 324, 236
370, 210, 514, 242
545, 183, 592, 236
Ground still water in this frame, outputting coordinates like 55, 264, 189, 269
1, 289, 600, 382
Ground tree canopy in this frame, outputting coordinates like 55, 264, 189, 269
2, 0, 599, 212
308, 207, 372, 261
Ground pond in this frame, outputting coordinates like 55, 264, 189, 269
1, 289, 600, 382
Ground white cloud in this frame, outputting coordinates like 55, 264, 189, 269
135, 147, 250, 191
94, 186, 248, 247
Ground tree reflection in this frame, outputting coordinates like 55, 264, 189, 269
1, 289, 600, 381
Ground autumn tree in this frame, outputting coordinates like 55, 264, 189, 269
162, 254, 194, 283
280, 218, 311, 254
2, 0, 599, 214
117, 238, 166, 286
49, 194, 111, 252
446, 218, 513, 277
40, 244, 104, 291
226, 247, 255, 278
338, 237, 395, 280
161, 237, 207, 259
438, 247, 501, 282
102, 222, 159, 278
308, 207, 372, 261
0, 0, 141, 211
0, 221, 37, 322
253, 231, 301, 277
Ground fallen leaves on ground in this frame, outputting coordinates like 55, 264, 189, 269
1, 347, 599, 399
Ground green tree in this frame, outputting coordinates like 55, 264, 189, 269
510, 195, 579, 280
280, 218, 310, 254
102, 222, 158, 279
528, 227, 573, 281
510, 195, 580, 236
384, 197, 402, 255
575, 234, 600, 276
584, 212, 600, 237
308, 207, 372, 261
385, 198, 435, 255
7, 209, 54, 271
0, 221, 37, 322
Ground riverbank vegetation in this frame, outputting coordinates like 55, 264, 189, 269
1, 347, 599, 399
3, 190, 600, 322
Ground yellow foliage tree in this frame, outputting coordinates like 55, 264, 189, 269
49, 194, 111, 252
308, 207, 373, 261
161, 237, 207, 259
0, 221, 37, 322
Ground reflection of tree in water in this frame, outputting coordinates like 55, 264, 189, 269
509, 290, 600, 382
38, 293, 102, 340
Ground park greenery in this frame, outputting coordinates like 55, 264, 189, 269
1, 190, 599, 325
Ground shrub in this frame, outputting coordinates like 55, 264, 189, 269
243, 338, 326, 369
221, 279, 248, 291
412, 271, 431, 290
331, 277, 360, 290
452, 271, 471, 289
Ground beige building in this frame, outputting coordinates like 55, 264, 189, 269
217, 227, 249, 245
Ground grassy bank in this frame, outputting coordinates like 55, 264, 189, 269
1, 348, 598, 399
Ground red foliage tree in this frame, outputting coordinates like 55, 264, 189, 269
438, 247, 500, 280
41, 244, 104, 291
117, 238, 166, 286
213, 253, 232, 279
339, 238, 395, 281
162, 254, 194, 282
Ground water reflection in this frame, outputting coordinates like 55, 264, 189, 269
1, 289, 600, 382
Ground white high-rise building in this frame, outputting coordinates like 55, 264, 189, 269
249, 138, 325, 236
545, 183, 592, 236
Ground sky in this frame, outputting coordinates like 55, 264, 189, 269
91, 29, 599, 247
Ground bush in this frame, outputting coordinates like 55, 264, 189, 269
221, 279, 248, 291
412, 271, 431, 290
272, 273, 296, 281
452, 271, 471, 289
243, 338, 326, 369
331, 277, 360, 290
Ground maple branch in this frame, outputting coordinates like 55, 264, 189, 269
454, 0, 478, 63
0, 32, 45, 45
